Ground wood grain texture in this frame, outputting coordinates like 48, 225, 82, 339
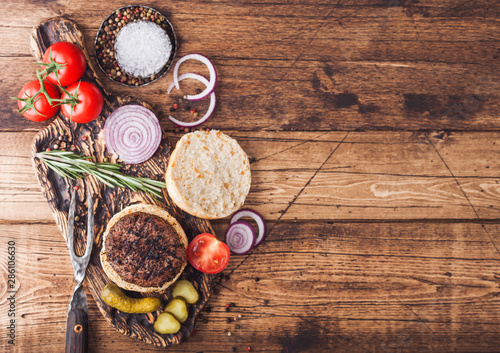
1, 221, 499, 352
1, 0, 500, 352
1, 0, 499, 131
28, 18, 214, 347
2, 131, 499, 222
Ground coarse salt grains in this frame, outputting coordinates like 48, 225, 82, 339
114, 20, 172, 78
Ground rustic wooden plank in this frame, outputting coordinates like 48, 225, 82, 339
1, 221, 499, 352
1, 1, 499, 131
2, 130, 500, 222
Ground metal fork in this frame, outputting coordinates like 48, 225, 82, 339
65, 188, 94, 353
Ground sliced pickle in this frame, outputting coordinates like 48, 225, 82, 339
164, 298, 188, 323
172, 280, 199, 304
154, 312, 181, 334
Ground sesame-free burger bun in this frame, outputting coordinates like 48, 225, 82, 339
166, 130, 251, 219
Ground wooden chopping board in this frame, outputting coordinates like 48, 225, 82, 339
29, 17, 215, 347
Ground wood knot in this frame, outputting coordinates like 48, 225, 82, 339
432, 131, 450, 141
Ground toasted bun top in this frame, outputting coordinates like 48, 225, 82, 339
100, 204, 188, 293
166, 130, 251, 219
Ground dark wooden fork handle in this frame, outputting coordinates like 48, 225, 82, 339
65, 308, 88, 353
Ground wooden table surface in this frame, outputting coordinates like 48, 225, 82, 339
1, 0, 499, 352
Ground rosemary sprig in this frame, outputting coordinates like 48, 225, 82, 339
35, 150, 165, 198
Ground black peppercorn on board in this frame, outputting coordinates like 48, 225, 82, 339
29, 17, 215, 347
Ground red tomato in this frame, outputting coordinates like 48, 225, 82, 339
60, 81, 103, 124
187, 233, 230, 274
43, 42, 86, 86
17, 80, 60, 122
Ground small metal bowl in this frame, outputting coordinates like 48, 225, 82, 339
94, 5, 176, 87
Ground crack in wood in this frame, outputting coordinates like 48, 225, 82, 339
255, 131, 331, 163
427, 136, 500, 257
218, 132, 350, 292
375, 275, 452, 353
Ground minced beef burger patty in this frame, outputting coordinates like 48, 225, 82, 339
105, 212, 186, 287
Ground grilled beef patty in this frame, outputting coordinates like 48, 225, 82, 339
105, 212, 186, 287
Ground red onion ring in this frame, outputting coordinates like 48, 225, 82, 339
167, 73, 216, 128
173, 54, 217, 101
230, 209, 266, 247
225, 221, 256, 255
104, 105, 162, 164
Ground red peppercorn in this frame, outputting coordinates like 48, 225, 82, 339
246, 347, 251, 352
173, 104, 179, 109
82, 136, 87, 141
226, 303, 230, 308
73, 185, 79, 191
45, 148, 51, 152
192, 329, 197, 335
191, 108, 197, 114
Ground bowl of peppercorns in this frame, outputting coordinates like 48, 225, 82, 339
95, 5, 176, 87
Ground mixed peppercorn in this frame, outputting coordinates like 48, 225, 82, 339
95, 6, 176, 87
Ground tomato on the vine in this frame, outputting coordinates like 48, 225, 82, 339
187, 233, 230, 274
42, 42, 86, 86
60, 81, 103, 124
16, 80, 60, 122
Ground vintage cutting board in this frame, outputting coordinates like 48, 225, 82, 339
29, 18, 214, 346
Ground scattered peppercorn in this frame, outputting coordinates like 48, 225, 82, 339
225, 307, 230, 312
226, 318, 232, 323
227, 332, 231, 336
45, 148, 51, 152
226, 304, 231, 308
230, 303, 235, 308
185, 105, 191, 111
70, 145, 76, 151
173, 103, 179, 109
193, 112, 199, 118
74, 215, 80, 222
246, 347, 251, 352
184, 127, 190, 133
263, 299, 269, 305
192, 329, 197, 335
82, 136, 87, 141
73, 185, 79, 191
191, 108, 197, 114
95, 5, 174, 86
231, 348, 237, 352
53, 144, 59, 149
235, 324, 241, 329
238, 314, 242, 319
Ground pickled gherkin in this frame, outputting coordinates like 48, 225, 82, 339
100, 283, 161, 313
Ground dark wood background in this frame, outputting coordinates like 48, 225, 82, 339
1, 0, 499, 352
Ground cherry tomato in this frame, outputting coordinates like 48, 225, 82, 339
60, 81, 103, 124
187, 233, 230, 274
43, 42, 86, 86
17, 80, 60, 122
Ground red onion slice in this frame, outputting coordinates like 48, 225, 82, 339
167, 73, 216, 128
173, 54, 217, 100
225, 221, 256, 255
230, 209, 266, 247
104, 105, 162, 164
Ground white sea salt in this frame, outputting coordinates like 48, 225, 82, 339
115, 21, 172, 78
